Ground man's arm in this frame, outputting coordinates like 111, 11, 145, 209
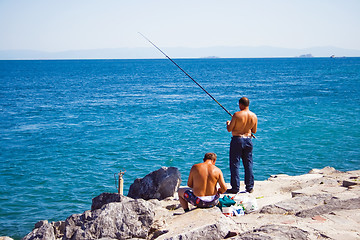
251, 115, 258, 134
217, 170, 227, 194
187, 166, 194, 188
226, 115, 236, 132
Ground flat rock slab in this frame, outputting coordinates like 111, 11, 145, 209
260, 194, 333, 215
156, 207, 237, 240
236, 224, 310, 240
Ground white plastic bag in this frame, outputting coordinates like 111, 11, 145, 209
243, 196, 258, 213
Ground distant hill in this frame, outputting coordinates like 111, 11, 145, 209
0, 46, 359, 60
297, 54, 314, 58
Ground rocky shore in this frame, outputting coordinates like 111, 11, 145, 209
4, 166, 359, 240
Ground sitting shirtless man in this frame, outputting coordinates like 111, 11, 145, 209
178, 153, 227, 212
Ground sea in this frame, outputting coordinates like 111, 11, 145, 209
1, 58, 359, 239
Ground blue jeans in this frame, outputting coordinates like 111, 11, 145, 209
229, 137, 254, 191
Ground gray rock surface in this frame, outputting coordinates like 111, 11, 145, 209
227, 167, 360, 240
91, 192, 127, 211
128, 167, 181, 200
156, 207, 238, 240
260, 194, 333, 215
296, 196, 360, 218
22, 195, 167, 240
64, 197, 159, 239
236, 225, 310, 240
22, 220, 64, 240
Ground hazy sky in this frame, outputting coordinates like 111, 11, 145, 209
1, 0, 359, 52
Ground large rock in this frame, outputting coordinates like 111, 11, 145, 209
127, 167, 181, 200
22, 220, 65, 240
23, 195, 169, 240
64, 196, 161, 239
91, 192, 127, 211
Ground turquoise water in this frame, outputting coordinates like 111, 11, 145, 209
1, 58, 359, 239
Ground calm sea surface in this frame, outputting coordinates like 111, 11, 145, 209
1, 58, 359, 238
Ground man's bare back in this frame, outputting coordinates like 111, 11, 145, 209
227, 108, 257, 137
187, 161, 226, 196
177, 153, 227, 211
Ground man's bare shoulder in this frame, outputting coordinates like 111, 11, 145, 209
191, 162, 206, 170
190, 163, 200, 170
212, 165, 223, 174
233, 111, 243, 117
193, 162, 204, 167
249, 111, 257, 119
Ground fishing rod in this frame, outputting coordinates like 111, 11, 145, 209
139, 33, 256, 138
138, 32, 232, 117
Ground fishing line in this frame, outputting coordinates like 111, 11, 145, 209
138, 32, 233, 117
139, 32, 256, 138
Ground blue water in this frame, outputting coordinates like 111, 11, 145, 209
1, 58, 359, 239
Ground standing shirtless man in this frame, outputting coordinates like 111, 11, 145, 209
226, 97, 257, 194
178, 153, 227, 212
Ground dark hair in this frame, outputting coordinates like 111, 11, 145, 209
239, 97, 250, 107
203, 152, 217, 162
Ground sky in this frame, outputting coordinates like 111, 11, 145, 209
0, 0, 360, 52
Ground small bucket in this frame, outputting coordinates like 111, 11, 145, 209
222, 207, 233, 217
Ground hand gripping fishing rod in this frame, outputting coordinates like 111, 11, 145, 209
139, 33, 256, 138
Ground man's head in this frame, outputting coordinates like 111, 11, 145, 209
203, 152, 217, 163
239, 97, 250, 110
